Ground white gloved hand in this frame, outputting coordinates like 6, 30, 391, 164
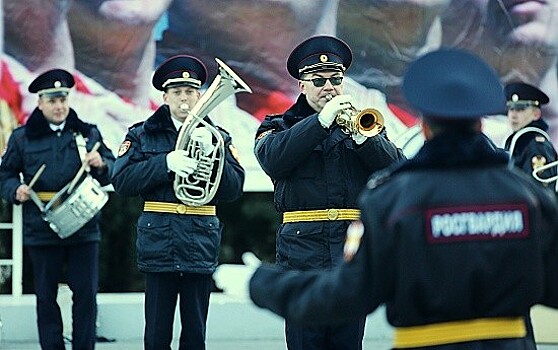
213, 252, 261, 298
191, 127, 215, 156
352, 133, 367, 145
318, 95, 353, 128
166, 150, 199, 177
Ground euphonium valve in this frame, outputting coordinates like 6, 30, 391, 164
173, 58, 252, 206
326, 94, 384, 137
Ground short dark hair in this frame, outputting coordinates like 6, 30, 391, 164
424, 117, 480, 136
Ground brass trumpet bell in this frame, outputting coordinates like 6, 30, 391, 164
335, 106, 384, 137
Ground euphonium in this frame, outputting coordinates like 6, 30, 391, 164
174, 58, 252, 206
326, 94, 384, 137
532, 160, 558, 192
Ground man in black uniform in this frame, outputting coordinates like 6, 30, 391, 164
110, 55, 245, 350
0, 69, 115, 350
504, 82, 558, 190
253, 35, 405, 350
249, 49, 558, 349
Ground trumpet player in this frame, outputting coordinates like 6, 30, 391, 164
504, 82, 558, 190
111, 55, 245, 350
252, 35, 405, 350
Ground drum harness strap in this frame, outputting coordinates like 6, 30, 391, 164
35, 133, 88, 202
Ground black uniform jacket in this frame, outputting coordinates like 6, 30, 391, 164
254, 94, 405, 270
504, 119, 558, 189
0, 108, 115, 245
250, 131, 558, 330
111, 105, 245, 274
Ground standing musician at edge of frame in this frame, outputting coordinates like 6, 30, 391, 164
0, 68, 115, 350
252, 35, 405, 350
504, 82, 558, 191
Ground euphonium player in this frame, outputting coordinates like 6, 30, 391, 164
252, 35, 405, 350
111, 55, 245, 350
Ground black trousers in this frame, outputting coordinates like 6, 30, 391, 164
144, 272, 212, 350
27, 242, 99, 350
285, 317, 366, 350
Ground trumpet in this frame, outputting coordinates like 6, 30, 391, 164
532, 160, 558, 192
326, 94, 384, 137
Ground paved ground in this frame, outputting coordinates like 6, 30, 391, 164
3, 339, 558, 350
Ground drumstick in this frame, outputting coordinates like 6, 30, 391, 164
28, 164, 46, 190
66, 141, 101, 195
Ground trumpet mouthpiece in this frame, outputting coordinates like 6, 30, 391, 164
179, 103, 189, 112
325, 94, 333, 101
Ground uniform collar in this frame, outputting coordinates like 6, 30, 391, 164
25, 108, 91, 139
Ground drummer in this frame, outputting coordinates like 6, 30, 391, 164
0, 69, 115, 349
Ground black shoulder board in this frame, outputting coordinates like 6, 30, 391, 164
366, 169, 392, 190
128, 121, 144, 131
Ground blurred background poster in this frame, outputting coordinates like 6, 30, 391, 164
2, 0, 558, 191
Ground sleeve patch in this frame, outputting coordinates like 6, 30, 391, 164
229, 144, 240, 162
118, 140, 131, 157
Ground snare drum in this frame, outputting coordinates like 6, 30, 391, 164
43, 174, 108, 239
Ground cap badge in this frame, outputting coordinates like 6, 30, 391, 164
320, 54, 328, 63
182, 72, 190, 79
54, 81, 61, 88
512, 94, 519, 102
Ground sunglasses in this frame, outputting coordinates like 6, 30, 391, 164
300, 76, 343, 87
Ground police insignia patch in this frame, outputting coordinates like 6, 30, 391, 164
118, 140, 131, 157
343, 220, 364, 262
256, 129, 274, 141
229, 144, 240, 162
532, 155, 547, 170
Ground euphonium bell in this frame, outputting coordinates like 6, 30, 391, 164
326, 94, 384, 137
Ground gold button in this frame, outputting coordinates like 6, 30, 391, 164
327, 209, 339, 220
176, 204, 187, 214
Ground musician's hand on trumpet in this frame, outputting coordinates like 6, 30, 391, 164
318, 95, 353, 128
166, 150, 199, 178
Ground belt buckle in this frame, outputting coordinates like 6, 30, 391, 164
327, 208, 339, 220
176, 204, 187, 214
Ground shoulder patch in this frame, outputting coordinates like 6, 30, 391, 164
229, 144, 240, 162
256, 129, 274, 141
118, 140, 132, 157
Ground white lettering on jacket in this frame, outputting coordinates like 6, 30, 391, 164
426, 204, 529, 243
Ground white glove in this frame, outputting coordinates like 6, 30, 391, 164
213, 252, 261, 298
191, 127, 215, 156
318, 95, 353, 128
166, 150, 198, 177
352, 133, 367, 145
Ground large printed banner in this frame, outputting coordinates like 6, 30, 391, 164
2, 0, 558, 191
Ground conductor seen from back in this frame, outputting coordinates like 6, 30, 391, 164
253, 35, 405, 350
110, 55, 245, 350
249, 49, 558, 349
